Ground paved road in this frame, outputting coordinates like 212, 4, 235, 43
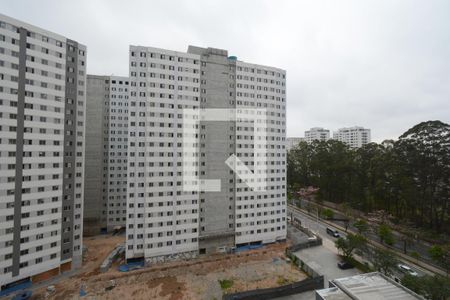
295, 198, 435, 265
287, 206, 427, 278
288, 206, 347, 246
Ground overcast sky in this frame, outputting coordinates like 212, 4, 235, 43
3, 0, 450, 141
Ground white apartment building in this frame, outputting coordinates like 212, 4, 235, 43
333, 126, 371, 148
84, 76, 129, 235
234, 59, 286, 247
286, 137, 304, 151
304, 127, 330, 143
126, 46, 286, 262
126, 46, 201, 260
0, 14, 86, 289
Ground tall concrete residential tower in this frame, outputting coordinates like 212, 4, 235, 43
84, 75, 129, 235
304, 127, 330, 143
126, 45, 286, 262
333, 126, 371, 148
0, 14, 86, 289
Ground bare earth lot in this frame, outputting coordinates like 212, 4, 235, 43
31, 237, 306, 300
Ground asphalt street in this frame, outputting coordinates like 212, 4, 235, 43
296, 199, 434, 264
287, 206, 426, 278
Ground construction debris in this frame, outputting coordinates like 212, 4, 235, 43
32, 239, 305, 300
105, 280, 116, 291
100, 244, 125, 272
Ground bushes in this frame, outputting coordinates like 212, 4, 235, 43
321, 208, 334, 219
219, 279, 234, 291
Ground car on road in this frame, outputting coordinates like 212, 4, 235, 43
397, 264, 418, 276
326, 227, 340, 238
337, 261, 354, 269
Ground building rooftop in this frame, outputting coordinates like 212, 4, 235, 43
316, 287, 352, 300
316, 272, 423, 300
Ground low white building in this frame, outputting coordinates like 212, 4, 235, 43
316, 272, 423, 299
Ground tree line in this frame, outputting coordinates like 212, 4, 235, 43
287, 121, 450, 234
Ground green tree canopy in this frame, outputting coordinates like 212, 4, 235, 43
287, 121, 450, 234
335, 233, 367, 260
402, 274, 450, 300
428, 244, 450, 275
353, 219, 369, 235
372, 249, 397, 276
378, 224, 395, 246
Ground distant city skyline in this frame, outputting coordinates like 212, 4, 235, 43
287, 126, 371, 149
2, 0, 450, 142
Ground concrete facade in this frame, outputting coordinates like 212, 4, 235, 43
234, 60, 287, 246
126, 46, 201, 261
0, 13, 86, 288
126, 45, 287, 261
188, 46, 236, 253
84, 75, 129, 235
84, 75, 108, 235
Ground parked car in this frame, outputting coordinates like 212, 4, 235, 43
326, 227, 340, 237
397, 264, 418, 276
337, 261, 354, 269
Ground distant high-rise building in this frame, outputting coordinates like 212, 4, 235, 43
286, 137, 305, 151
304, 127, 330, 143
126, 45, 287, 262
84, 75, 129, 235
0, 13, 86, 288
333, 126, 371, 148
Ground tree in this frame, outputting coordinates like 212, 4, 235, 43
401, 274, 424, 296
353, 219, 369, 235
321, 208, 334, 220
396, 121, 450, 233
402, 274, 450, 300
428, 244, 450, 276
309, 140, 354, 203
399, 234, 414, 254
286, 121, 450, 235
378, 224, 395, 246
424, 275, 450, 300
335, 233, 367, 260
372, 249, 397, 276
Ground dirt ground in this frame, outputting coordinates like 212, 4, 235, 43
32, 238, 306, 300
